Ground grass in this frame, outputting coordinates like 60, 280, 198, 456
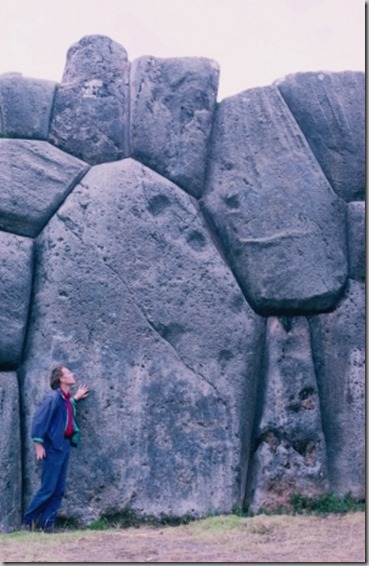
0, 511, 364, 563
77, 492, 366, 532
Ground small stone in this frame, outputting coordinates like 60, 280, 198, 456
347, 201, 365, 281
0, 231, 33, 367
246, 317, 328, 513
0, 372, 22, 532
308, 279, 365, 499
0, 73, 56, 139
0, 139, 88, 237
131, 56, 219, 197
49, 35, 130, 164
276, 71, 365, 202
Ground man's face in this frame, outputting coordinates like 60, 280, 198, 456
60, 367, 76, 387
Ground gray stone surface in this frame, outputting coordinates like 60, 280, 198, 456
0, 73, 56, 139
246, 317, 328, 513
21, 158, 265, 525
0, 139, 88, 237
202, 86, 348, 315
347, 201, 365, 281
0, 372, 22, 532
0, 34, 365, 530
308, 279, 365, 499
49, 35, 130, 164
276, 71, 365, 202
130, 56, 219, 198
0, 231, 33, 368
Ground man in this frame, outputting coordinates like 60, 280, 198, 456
23, 365, 89, 532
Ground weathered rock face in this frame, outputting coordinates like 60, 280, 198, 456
130, 56, 219, 197
276, 72, 365, 202
21, 158, 265, 524
201, 86, 348, 315
0, 231, 33, 367
0, 73, 56, 140
308, 279, 365, 500
49, 35, 130, 164
347, 201, 365, 281
0, 372, 22, 532
0, 139, 88, 237
0, 35, 365, 531
246, 317, 328, 513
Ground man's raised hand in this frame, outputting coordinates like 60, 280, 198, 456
73, 384, 89, 401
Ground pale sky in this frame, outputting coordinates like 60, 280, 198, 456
0, 0, 365, 100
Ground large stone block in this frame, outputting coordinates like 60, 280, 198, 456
49, 35, 130, 164
21, 158, 265, 525
0, 73, 56, 139
202, 86, 348, 315
308, 279, 365, 499
0, 372, 22, 532
347, 201, 365, 281
0, 139, 88, 237
0, 231, 33, 368
246, 317, 328, 513
130, 56, 219, 197
276, 72, 365, 202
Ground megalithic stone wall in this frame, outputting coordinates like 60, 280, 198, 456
0, 34, 365, 532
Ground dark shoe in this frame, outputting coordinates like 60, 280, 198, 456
41, 524, 56, 533
21, 521, 37, 532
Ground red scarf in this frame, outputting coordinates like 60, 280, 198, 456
61, 390, 74, 438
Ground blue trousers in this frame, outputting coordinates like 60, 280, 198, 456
23, 438, 71, 529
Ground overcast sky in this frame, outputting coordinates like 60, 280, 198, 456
1, 0, 365, 100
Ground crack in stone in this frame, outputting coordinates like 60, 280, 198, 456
239, 229, 314, 246
101, 257, 229, 410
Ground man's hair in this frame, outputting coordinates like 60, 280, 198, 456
50, 365, 64, 390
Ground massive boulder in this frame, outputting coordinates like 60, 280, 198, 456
49, 35, 130, 164
0, 73, 56, 140
130, 56, 219, 197
246, 317, 328, 513
276, 71, 365, 202
0, 34, 365, 532
308, 279, 365, 499
21, 158, 265, 525
0, 372, 22, 532
201, 86, 348, 315
0, 139, 88, 237
0, 231, 33, 368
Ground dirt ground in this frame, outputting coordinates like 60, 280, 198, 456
0, 512, 365, 563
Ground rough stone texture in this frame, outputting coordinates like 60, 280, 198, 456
246, 317, 328, 513
308, 279, 365, 499
0, 139, 88, 237
21, 158, 266, 525
201, 86, 348, 316
130, 56, 219, 198
0, 36, 365, 531
0, 73, 56, 139
49, 35, 130, 164
0, 231, 33, 368
347, 201, 365, 281
276, 71, 365, 202
0, 372, 22, 532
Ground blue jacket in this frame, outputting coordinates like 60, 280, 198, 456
31, 389, 80, 450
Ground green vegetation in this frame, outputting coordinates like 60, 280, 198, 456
87, 508, 192, 531
85, 492, 364, 531
289, 492, 365, 515
236, 491, 365, 518
9, 492, 363, 535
